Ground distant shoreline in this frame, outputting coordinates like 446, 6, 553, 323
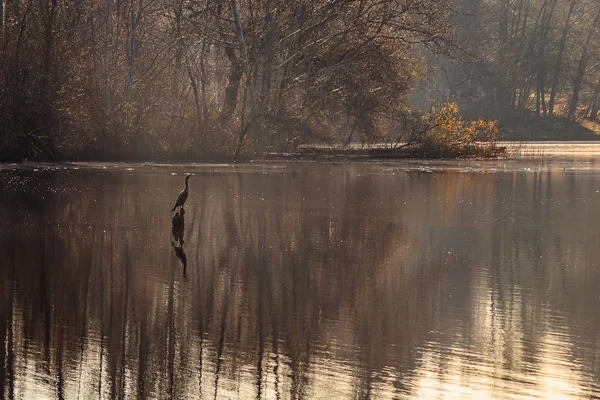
4, 141, 600, 165
264, 141, 600, 160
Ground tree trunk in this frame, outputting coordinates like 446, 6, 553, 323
568, 7, 600, 121
186, 61, 202, 130
103, 0, 111, 116
124, 0, 137, 102
199, 38, 209, 122
517, 75, 532, 109
218, 0, 247, 124
1, 0, 5, 34
536, 0, 556, 117
522, 0, 544, 115
41, 0, 57, 102
219, 45, 243, 123
170, 0, 184, 132
259, 0, 273, 111
509, 0, 530, 109
231, 0, 251, 160
587, 77, 600, 119
496, 0, 511, 112
182, 35, 203, 130
548, 0, 575, 117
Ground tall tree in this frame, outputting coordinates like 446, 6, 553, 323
548, 0, 576, 116
567, 4, 600, 121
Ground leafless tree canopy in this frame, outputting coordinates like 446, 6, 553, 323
417, 0, 600, 131
0, 0, 451, 159
4, 0, 599, 159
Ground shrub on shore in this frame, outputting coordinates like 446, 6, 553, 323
418, 102, 504, 158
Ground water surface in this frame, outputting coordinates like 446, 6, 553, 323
1, 160, 600, 399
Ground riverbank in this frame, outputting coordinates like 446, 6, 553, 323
4, 141, 600, 165
4, 142, 600, 175
259, 141, 600, 161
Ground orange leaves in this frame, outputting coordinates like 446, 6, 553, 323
421, 102, 502, 157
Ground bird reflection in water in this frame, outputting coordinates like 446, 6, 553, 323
171, 208, 187, 276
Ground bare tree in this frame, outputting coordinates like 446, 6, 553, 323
567, 4, 600, 121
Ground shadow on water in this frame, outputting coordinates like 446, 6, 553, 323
0, 164, 600, 398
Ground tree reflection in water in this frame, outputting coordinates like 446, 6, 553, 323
0, 164, 599, 399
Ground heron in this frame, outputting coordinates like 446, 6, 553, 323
171, 174, 190, 212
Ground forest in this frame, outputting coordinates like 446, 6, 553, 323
1, 0, 599, 161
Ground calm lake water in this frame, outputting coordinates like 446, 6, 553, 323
1, 160, 600, 399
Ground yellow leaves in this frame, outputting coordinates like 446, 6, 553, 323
423, 102, 501, 157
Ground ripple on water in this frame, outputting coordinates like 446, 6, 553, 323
0, 162, 600, 399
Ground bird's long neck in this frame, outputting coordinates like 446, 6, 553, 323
185, 178, 189, 189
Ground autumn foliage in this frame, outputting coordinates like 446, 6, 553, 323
419, 103, 504, 158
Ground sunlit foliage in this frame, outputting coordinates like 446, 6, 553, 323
420, 102, 503, 157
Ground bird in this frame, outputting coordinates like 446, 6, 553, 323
171, 174, 190, 212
